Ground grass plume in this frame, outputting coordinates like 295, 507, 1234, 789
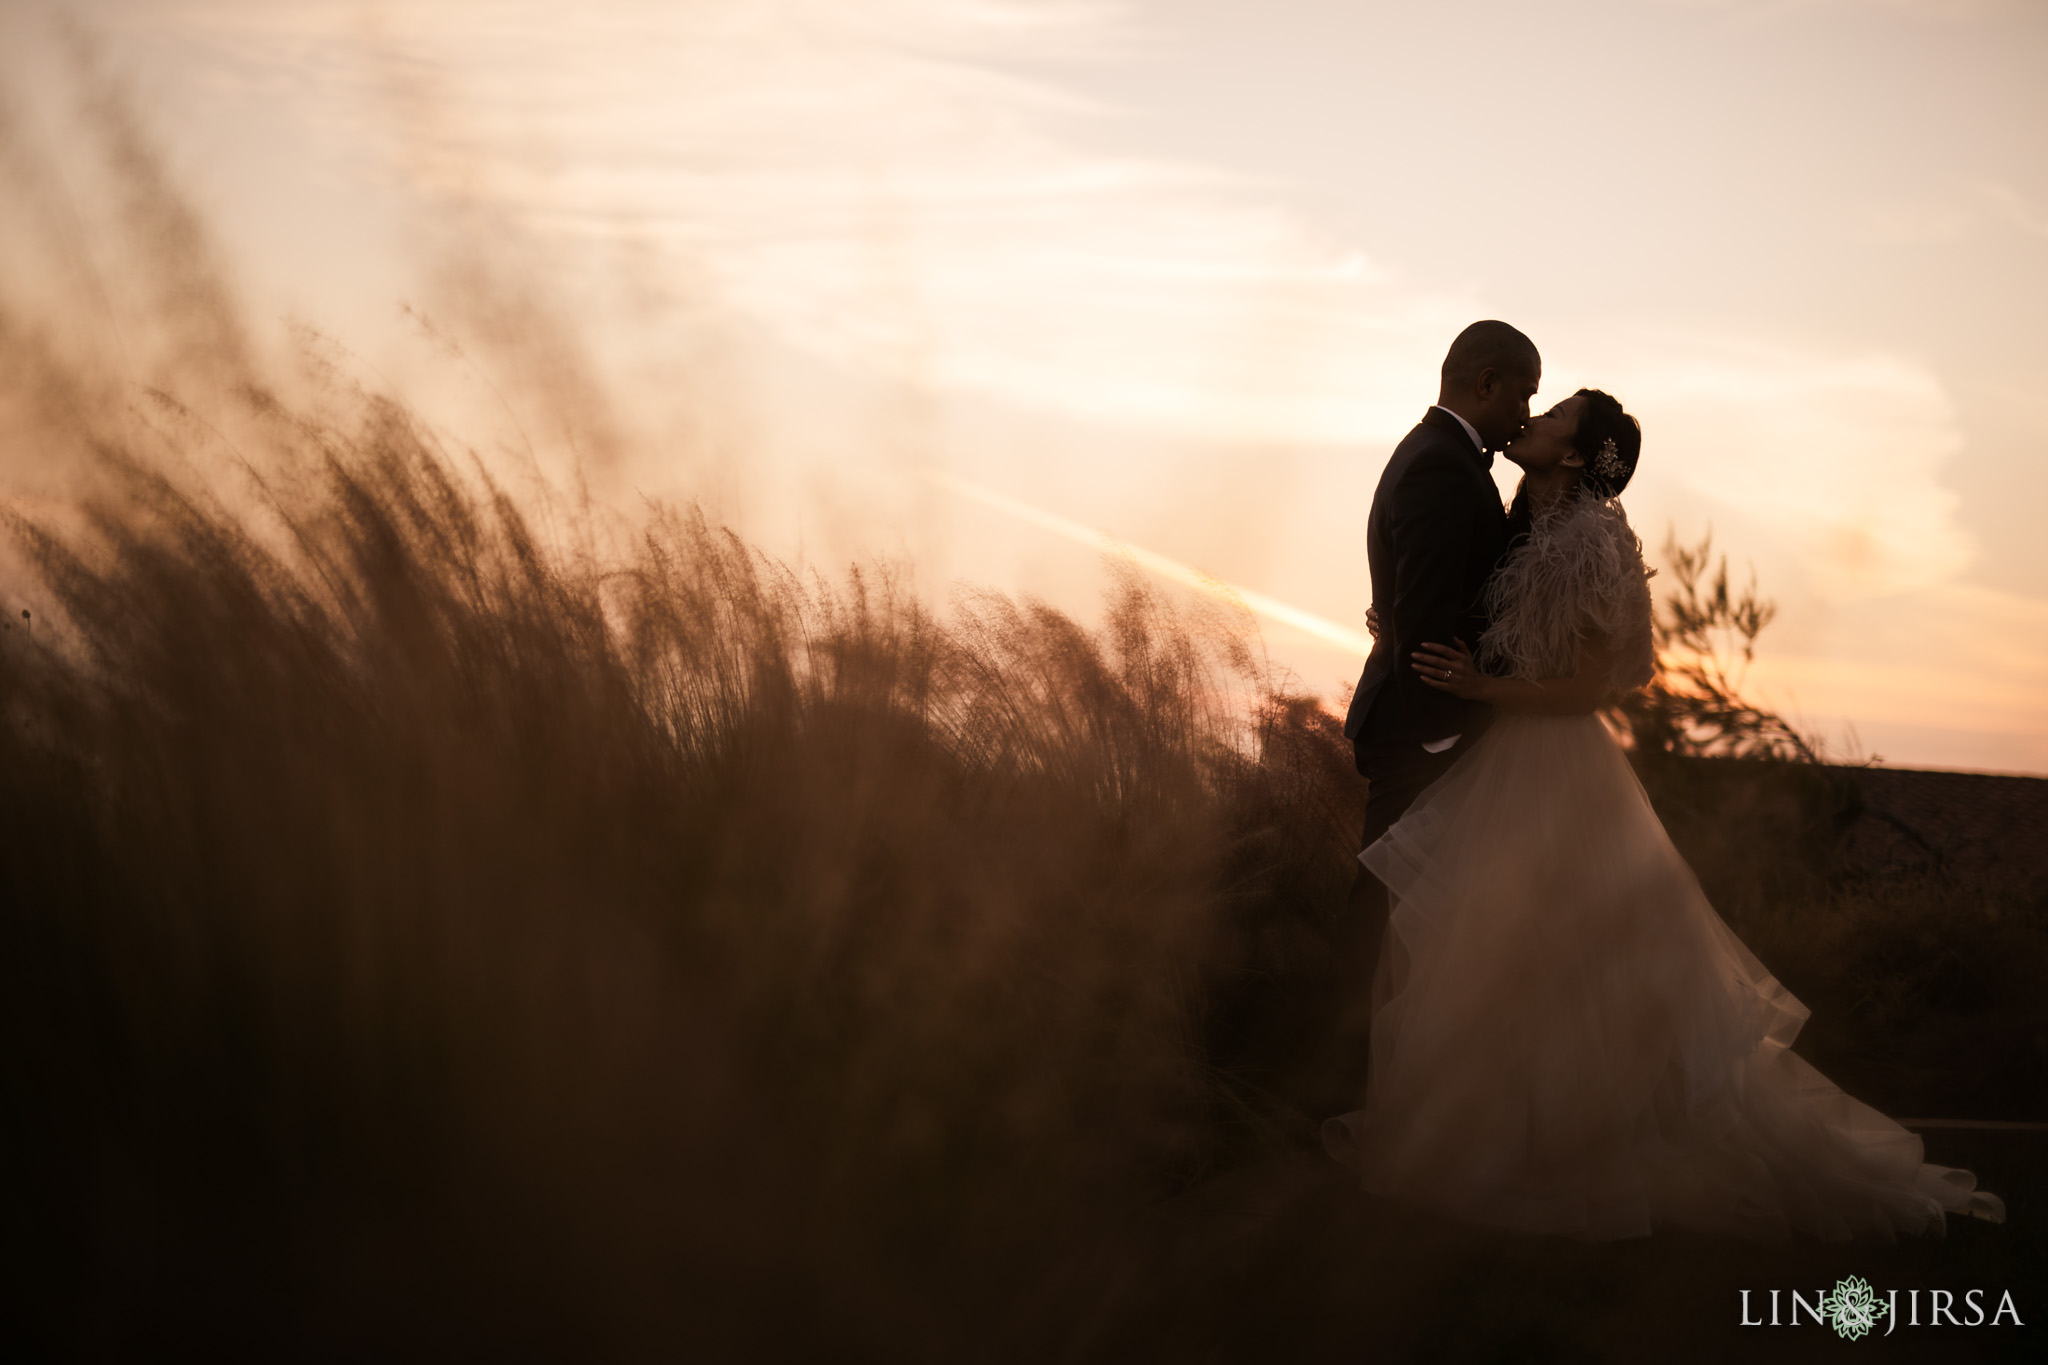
0, 370, 1387, 1357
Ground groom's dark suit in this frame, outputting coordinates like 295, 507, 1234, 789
1334, 407, 1510, 1017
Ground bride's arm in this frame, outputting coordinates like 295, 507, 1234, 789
1410, 632, 1619, 716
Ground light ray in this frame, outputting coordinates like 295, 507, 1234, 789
925, 469, 1375, 658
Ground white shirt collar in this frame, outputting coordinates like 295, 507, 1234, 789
1430, 404, 1486, 456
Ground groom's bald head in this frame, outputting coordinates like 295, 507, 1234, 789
1438, 320, 1541, 451
1441, 320, 1540, 393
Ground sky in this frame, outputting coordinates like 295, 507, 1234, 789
3, 0, 2045, 772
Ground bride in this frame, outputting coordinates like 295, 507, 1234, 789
1321, 388, 2006, 1242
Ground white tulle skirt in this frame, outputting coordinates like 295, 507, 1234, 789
1322, 713, 2006, 1242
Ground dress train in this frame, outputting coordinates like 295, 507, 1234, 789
1322, 713, 2007, 1242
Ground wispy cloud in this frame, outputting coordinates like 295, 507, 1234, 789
1977, 182, 2048, 238
59, 0, 2046, 770
1867, 181, 2048, 244
1662, 0, 2026, 22
1601, 335, 1971, 600
106, 0, 1458, 444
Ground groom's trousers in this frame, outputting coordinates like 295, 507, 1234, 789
1325, 741, 1462, 1098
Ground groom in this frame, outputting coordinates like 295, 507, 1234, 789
1330, 321, 1538, 1052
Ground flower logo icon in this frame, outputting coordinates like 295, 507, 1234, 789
1820, 1275, 1888, 1341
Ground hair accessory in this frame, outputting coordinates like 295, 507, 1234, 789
1592, 436, 1625, 484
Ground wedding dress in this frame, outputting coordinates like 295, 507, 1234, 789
1322, 492, 2006, 1242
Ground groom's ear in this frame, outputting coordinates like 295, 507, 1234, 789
1471, 363, 1538, 402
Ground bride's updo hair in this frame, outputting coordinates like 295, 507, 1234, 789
1570, 388, 1642, 499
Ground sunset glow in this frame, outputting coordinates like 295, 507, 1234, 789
5, 0, 2044, 770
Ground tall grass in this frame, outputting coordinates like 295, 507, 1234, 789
0, 60, 1375, 1354
0, 374, 1378, 1358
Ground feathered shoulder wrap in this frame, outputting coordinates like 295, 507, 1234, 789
1477, 493, 1657, 692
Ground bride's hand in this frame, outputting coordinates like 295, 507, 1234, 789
1366, 604, 1381, 640
1413, 638, 1484, 698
